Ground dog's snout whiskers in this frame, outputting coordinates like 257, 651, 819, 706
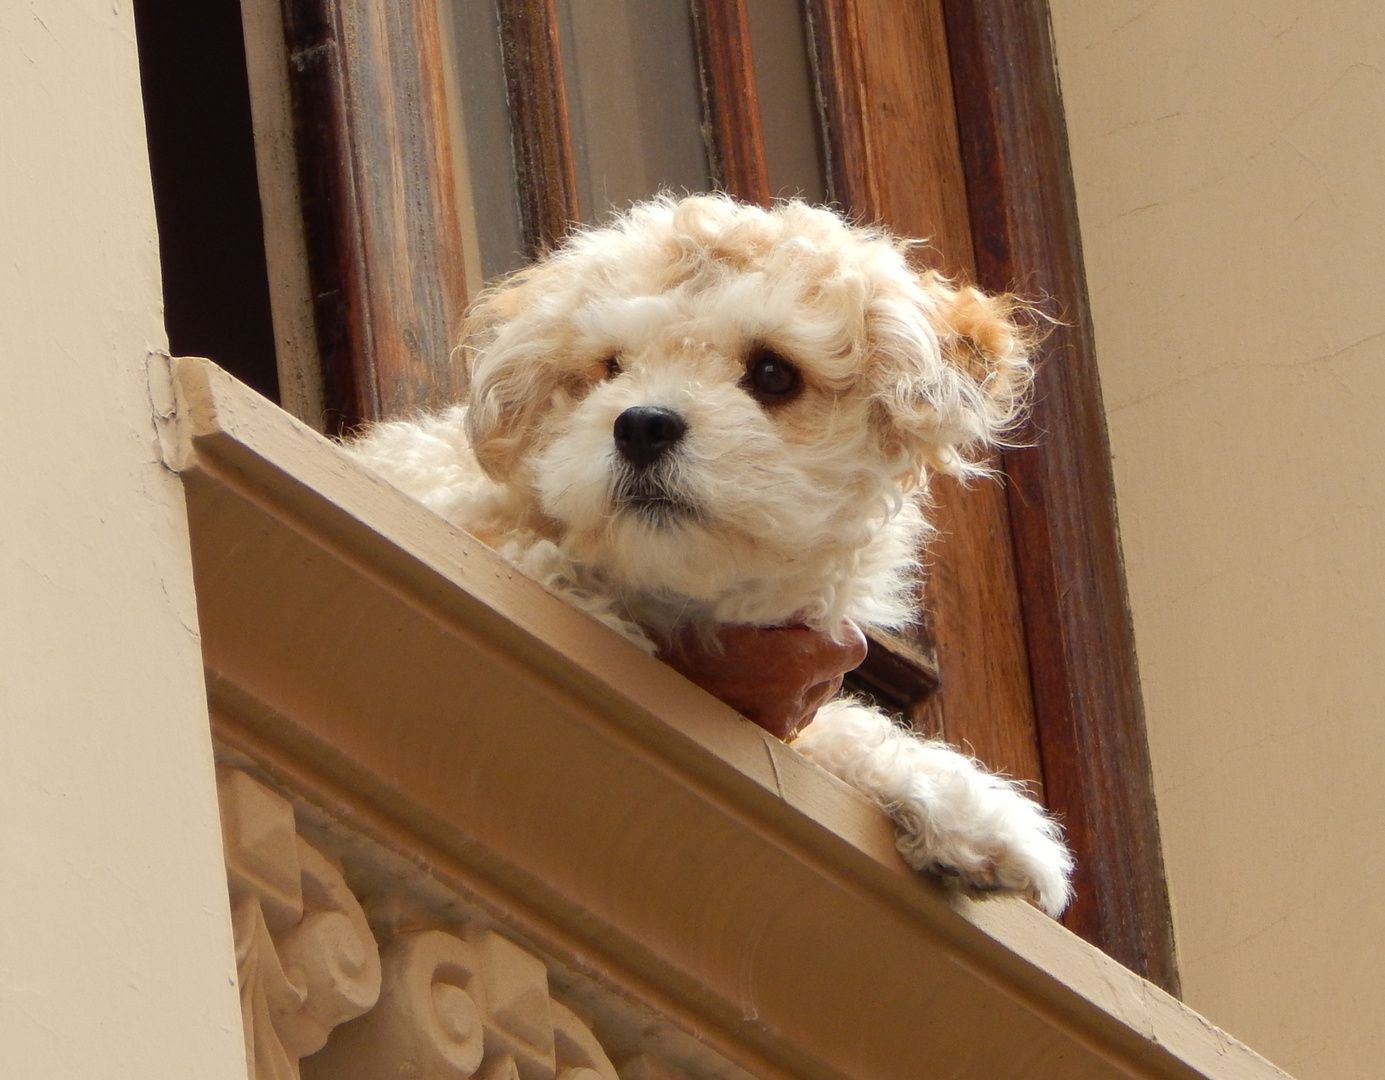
611, 460, 699, 525
613, 406, 687, 470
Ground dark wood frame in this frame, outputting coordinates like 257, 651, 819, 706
279, 0, 470, 429
269, 0, 1178, 994
943, 0, 1179, 994
690, 0, 771, 206
496, 0, 578, 255
802, 0, 874, 215
805, 0, 1050, 840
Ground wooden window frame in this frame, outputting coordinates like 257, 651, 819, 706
942, 1, 1178, 994
255, 0, 1177, 993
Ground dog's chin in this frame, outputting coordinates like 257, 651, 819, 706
616, 496, 697, 525
554, 497, 812, 629
613, 474, 700, 525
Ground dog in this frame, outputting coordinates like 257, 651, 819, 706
349, 194, 1073, 916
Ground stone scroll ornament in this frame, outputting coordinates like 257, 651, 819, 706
219, 769, 384, 1079
217, 770, 639, 1080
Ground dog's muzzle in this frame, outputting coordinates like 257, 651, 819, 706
611, 406, 695, 521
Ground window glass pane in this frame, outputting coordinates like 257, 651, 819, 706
440, 0, 528, 285
745, 0, 826, 204
556, 0, 713, 220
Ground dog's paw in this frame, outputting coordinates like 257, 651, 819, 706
890, 781, 1073, 917
792, 700, 1073, 916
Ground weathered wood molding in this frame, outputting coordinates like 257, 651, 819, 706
277, 0, 470, 428
166, 356, 1291, 1080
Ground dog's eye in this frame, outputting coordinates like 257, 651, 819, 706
744, 348, 801, 403
604, 355, 623, 379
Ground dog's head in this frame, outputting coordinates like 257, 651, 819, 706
463, 195, 1034, 630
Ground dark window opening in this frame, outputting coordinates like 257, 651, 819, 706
133, 0, 280, 403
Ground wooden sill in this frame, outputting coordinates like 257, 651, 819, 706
159, 356, 1290, 1080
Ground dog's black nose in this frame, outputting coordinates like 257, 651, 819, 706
613, 406, 687, 469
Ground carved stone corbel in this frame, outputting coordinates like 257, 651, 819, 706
551, 999, 619, 1080
303, 929, 486, 1079
305, 924, 619, 1080
472, 927, 558, 1080
217, 768, 679, 1080
219, 769, 383, 1079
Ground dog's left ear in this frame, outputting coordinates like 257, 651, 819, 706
463, 262, 572, 481
868, 271, 1035, 484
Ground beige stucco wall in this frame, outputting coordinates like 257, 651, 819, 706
1049, 2, 1385, 1076
0, 1, 246, 1075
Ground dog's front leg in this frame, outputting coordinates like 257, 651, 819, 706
791, 700, 1073, 916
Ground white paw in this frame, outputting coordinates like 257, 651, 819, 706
888, 770, 1073, 917
792, 700, 1073, 916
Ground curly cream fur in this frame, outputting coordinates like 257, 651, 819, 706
795, 701, 1072, 914
349, 195, 1071, 914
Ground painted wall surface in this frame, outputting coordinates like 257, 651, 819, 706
1048, 2, 1385, 1076
0, 0, 246, 1075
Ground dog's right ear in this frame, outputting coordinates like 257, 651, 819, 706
868, 272, 1037, 485
462, 263, 571, 481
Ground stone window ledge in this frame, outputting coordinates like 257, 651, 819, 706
157, 355, 1288, 1080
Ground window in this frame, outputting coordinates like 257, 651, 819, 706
133, 0, 280, 403
133, 0, 1178, 993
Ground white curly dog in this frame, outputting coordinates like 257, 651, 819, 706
350, 194, 1073, 916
